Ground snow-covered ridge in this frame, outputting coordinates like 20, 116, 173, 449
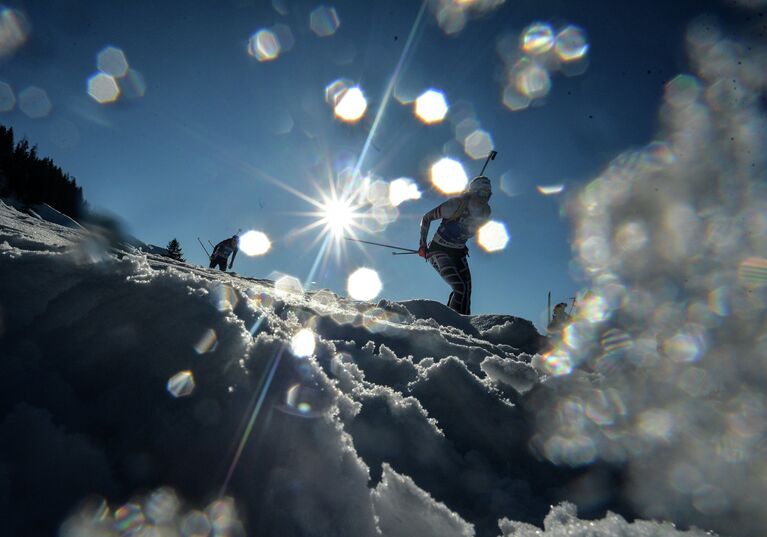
0, 200, 713, 536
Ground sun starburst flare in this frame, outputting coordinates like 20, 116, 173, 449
319, 196, 359, 238
286, 173, 376, 270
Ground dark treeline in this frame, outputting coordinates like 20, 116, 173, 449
0, 124, 85, 219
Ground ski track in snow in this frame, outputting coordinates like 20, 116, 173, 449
0, 200, 715, 537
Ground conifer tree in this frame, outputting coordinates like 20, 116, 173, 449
0, 124, 86, 218
165, 238, 185, 262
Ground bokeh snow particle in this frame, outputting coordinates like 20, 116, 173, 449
430, 158, 468, 194
334, 86, 367, 122
145, 487, 180, 524
272, 0, 289, 15
415, 89, 448, 124
325, 78, 352, 107
119, 69, 147, 99
274, 275, 304, 298
212, 284, 239, 312
18, 87, 52, 118
208, 497, 237, 533
463, 129, 494, 160
555, 25, 589, 62
271, 23, 295, 53
537, 184, 565, 195
0, 81, 15, 112
521, 23, 555, 55
167, 371, 195, 398
193, 329, 218, 354
97, 46, 129, 77
286, 384, 318, 416
0, 7, 28, 58
310, 6, 340, 37
502, 86, 531, 111
499, 170, 521, 197
477, 221, 509, 252
347, 267, 382, 301
388, 178, 421, 207
180, 510, 212, 537
291, 328, 315, 357
248, 29, 281, 61
114, 503, 146, 535
88, 73, 120, 104
515, 61, 551, 99
430, 0, 505, 36
239, 230, 271, 256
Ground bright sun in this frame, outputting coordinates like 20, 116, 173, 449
278, 170, 374, 279
321, 197, 357, 237
288, 178, 368, 257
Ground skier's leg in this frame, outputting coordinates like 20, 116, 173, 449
457, 256, 472, 315
429, 252, 469, 313
217, 258, 227, 271
209, 258, 217, 269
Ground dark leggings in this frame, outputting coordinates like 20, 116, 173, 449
209, 257, 227, 271
429, 251, 472, 315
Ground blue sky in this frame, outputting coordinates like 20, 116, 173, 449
0, 0, 743, 329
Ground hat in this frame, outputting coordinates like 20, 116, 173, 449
468, 175, 492, 197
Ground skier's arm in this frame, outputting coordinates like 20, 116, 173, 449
229, 247, 238, 268
419, 207, 439, 245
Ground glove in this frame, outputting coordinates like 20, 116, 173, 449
228, 263, 233, 269
418, 242, 429, 261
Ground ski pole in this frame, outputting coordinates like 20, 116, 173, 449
197, 237, 211, 257
566, 296, 577, 316
547, 291, 551, 324
479, 150, 497, 176
392, 251, 418, 256
344, 237, 418, 253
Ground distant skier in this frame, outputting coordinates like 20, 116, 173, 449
418, 176, 492, 315
209, 235, 239, 271
547, 302, 570, 334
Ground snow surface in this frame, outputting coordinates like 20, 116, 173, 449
0, 199, 716, 537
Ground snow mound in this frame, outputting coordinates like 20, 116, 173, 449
0, 200, 724, 537
372, 463, 475, 537
498, 503, 712, 536
27, 202, 85, 229
471, 314, 543, 354
480, 355, 538, 394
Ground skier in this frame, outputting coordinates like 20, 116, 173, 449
418, 175, 492, 315
209, 235, 239, 271
547, 302, 570, 334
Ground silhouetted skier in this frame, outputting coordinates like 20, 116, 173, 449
209, 235, 238, 271
418, 176, 492, 315
547, 302, 570, 334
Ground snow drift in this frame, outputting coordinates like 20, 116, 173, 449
0, 199, 713, 537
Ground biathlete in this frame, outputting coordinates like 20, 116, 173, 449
418, 175, 492, 315
209, 235, 239, 271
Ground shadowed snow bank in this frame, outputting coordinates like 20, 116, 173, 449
0, 199, 715, 536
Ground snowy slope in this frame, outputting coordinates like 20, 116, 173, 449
0, 199, 715, 537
